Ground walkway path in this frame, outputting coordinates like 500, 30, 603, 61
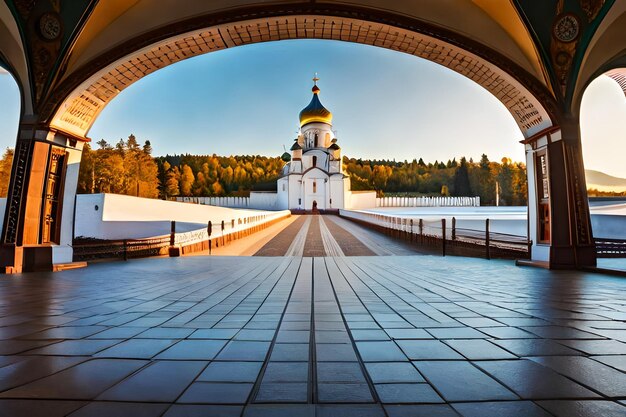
0, 255, 625, 416
255, 215, 410, 257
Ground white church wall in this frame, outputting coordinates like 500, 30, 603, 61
303, 169, 330, 210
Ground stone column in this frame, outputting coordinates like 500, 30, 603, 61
0, 122, 85, 273
522, 119, 596, 269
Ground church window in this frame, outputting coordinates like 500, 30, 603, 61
314, 133, 319, 147
325, 133, 330, 146
282, 184, 286, 191
313, 181, 317, 193
312, 156, 317, 167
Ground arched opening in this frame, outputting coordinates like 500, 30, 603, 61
580, 70, 626, 270
5, 8, 600, 271
0, 67, 20, 197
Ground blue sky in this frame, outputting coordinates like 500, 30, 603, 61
1, 39, 625, 175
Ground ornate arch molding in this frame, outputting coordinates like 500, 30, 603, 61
46, 6, 558, 139
572, 51, 626, 114
606, 68, 626, 97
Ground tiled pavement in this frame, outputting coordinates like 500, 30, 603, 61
1, 254, 626, 416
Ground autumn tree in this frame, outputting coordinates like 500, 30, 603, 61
179, 164, 195, 196
0, 148, 14, 197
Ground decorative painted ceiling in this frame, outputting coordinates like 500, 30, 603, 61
0, 0, 624, 138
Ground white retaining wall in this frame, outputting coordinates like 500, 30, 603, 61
75, 193, 289, 240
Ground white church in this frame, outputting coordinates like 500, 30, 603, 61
275, 77, 352, 211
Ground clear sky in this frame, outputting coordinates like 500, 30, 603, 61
0, 39, 624, 175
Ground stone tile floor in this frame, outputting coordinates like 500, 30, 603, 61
0, 255, 625, 416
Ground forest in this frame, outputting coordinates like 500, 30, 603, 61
0, 134, 531, 205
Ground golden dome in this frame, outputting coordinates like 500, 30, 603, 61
299, 82, 332, 127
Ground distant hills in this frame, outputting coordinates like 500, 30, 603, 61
586, 170, 626, 191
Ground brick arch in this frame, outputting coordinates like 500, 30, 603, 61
50, 15, 553, 140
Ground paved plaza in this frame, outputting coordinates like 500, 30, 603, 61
1, 218, 626, 416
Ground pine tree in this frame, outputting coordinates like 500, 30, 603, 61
453, 157, 472, 196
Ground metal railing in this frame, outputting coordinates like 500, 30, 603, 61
340, 210, 531, 260
73, 211, 290, 262
72, 235, 171, 261
595, 238, 626, 258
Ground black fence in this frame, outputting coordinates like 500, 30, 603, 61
595, 238, 626, 258
73, 236, 171, 262
341, 214, 531, 260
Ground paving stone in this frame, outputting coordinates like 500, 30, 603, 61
365, 362, 425, 383
316, 404, 384, 417
350, 330, 390, 341
316, 343, 359, 361
25, 339, 120, 356
255, 382, 308, 403
414, 361, 517, 402
557, 339, 626, 355
426, 327, 487, 339
348, 321, 383, 329
243, 404, 315, 417
98, 360, 206, 401
156, 340, 227, 360
443, 339, 517, 360
520, 326, 603, 339
189, 329, 239, 339
477, 327, 539, 339
68, 402, 168, 417
235, 329, 276, 341
592, 355, 626, 371
385, 329, 433, 339
317, 383, 374, 403
0, 400, 86, 417
384, 404, 459, 417
198, 361, 263, 382
216, 341, 271, 361
164, 405, 243, 417
492, 338, 583, 357
475, 359, 600, 399
452, 401, 552, 417
21, 326, 108, 340
317, 362, 366, 383
279, 321, 311, 331
270, 343, 310, 361
456, 317, 505, 327
263, 362, 308, 382
375, 383, 443, 403
529, 356, 626, 397
0, 356, 87, 392
136, 328, 195, 339
396, 340, 463, 360
0, 339, 62, 355
95, 339, 176, 359
315, 330, 351, 343
536, 400, 626, 417
88, 327, 147, 339
356, 341, 408, 361
0, 359, 147, 399
178, 382, 253, 404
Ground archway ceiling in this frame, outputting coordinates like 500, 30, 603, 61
1, 0, 623, 136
